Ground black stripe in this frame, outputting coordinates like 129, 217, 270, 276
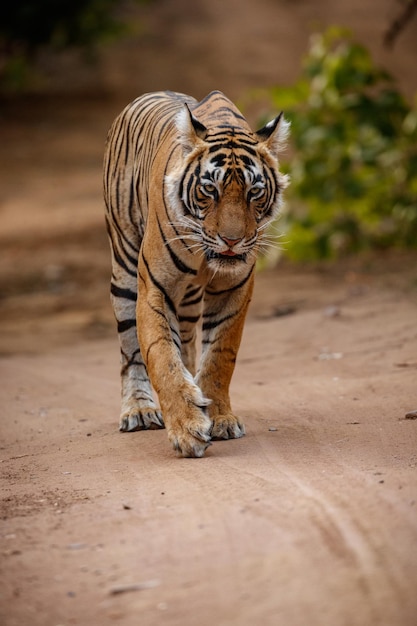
183, 285, 202, 299
202, 311, 237, 332
117, 318, 136, 333
146, 336, 171, 363
206, 130, 256, 145
106, 215, 139, 277
157, 218, 197, 275
162, 146, 196, 251
208, 142, 257, 156
141, 254, 176, 314
111, 283, 137, 301
111, 243, 137, 278
178, 315, 200, 323
107, 207, 140, 256
181, 294, 203, 307
205, 266, 254, 296
210, 153, 227, 167
195, 91, 222, 106
240, 154, 256, 167
120, 352, 148, 376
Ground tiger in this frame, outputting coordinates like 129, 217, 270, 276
103, 90, 289, 457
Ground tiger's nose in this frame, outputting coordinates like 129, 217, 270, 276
221, 235, 243, 247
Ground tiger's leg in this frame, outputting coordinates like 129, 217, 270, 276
108, 238, 164, 432
137, 263, 212, 457
195, 269, 255, 439
178, 283, 204, 376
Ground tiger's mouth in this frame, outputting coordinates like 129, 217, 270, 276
220, 249, 238, 257
205, 249, 247, 263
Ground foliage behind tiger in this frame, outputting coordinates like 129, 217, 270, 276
103, 90, 289, 457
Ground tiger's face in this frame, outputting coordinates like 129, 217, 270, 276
166, 106, 289, 273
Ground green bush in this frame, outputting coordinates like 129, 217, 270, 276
263, 27, 417, 261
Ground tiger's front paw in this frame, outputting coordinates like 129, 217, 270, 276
211, 413, 245, 440
167, 408, 213, 458
119, 407, 164, 432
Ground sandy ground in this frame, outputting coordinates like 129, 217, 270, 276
1, 262, 417, 626
1, 0, 417, 624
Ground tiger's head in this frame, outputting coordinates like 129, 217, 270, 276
165, 102, 290, 274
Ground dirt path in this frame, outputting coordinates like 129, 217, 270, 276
1, 266, 417, 626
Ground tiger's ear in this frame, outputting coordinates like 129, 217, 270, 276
176, 104, 208, 154
255, 112, 290, 156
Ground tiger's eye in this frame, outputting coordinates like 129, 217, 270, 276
200, 182, 217, 197
248, 185, 265, 201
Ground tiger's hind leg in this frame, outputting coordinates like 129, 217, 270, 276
117, 326, 164, 432
109, 243, 164, 432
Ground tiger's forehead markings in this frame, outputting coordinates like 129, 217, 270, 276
210, 153, 227, 167
202, 153, 264, 187
207, 142, 258, 160
206, 138, 259, 169
206, 124, 257, 147
199, 123, 266, 188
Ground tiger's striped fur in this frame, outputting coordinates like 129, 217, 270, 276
103, 90, 289, 457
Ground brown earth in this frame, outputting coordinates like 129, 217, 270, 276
1, 1, 417, 625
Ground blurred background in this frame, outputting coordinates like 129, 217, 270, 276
1, 0, 416, 353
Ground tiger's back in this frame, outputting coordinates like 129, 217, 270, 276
103, 90, 289, 457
